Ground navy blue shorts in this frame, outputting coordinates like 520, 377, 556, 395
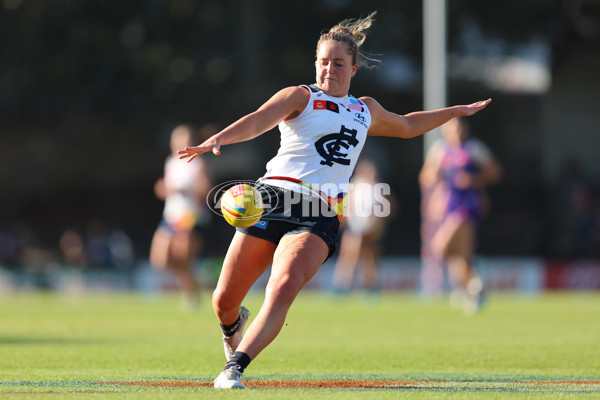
236, 185, 340, 260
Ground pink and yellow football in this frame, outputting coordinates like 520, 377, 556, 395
220, 183, 263, 228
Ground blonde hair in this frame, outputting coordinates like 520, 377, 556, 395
317, 11, 379, 69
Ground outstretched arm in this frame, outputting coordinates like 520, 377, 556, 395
362, 97, 491, 138
178, 86, 309, 162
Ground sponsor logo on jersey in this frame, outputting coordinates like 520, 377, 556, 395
353, 112, 369, 129
313, 100, 339, 113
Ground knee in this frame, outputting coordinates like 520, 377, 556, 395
212, 288, 239, 315
149, 253, 168, 270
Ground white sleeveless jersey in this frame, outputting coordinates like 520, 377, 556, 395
162, 155, 207, 229
260, 85, 371, 217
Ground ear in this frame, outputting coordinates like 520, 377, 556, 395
351, 64, 358, 77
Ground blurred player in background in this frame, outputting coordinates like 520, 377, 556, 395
178, 12, 491, 389
150, 124, 213, 311
332, 159, 391, 296
419, 117, 502, 314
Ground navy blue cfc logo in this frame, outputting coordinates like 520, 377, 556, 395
315, 125, 359, 166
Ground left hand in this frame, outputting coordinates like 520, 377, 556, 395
456, 98, 492, 117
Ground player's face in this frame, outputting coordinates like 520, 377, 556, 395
170, 126, 192, 153
315, 41, 358, 97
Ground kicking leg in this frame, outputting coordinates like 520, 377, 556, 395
212, 231, 276, 361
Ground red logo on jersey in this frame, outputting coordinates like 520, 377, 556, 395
314, 100, 326, 110
313, 100, 339, 113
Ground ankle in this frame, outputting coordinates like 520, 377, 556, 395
224, 351, 251, 373
220, 315, 241, 337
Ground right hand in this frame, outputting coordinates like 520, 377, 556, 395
178, 139, 221, 162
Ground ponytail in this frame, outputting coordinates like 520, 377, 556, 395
317, 11, 380, 69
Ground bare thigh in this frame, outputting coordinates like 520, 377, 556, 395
432, 214, 474, 258
169, 231, 201, 268
149, 228, 171, 269
446, 220, 475, 258
269, 231, 329, 296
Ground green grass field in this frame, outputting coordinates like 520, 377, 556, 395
1, 290, 599, 399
